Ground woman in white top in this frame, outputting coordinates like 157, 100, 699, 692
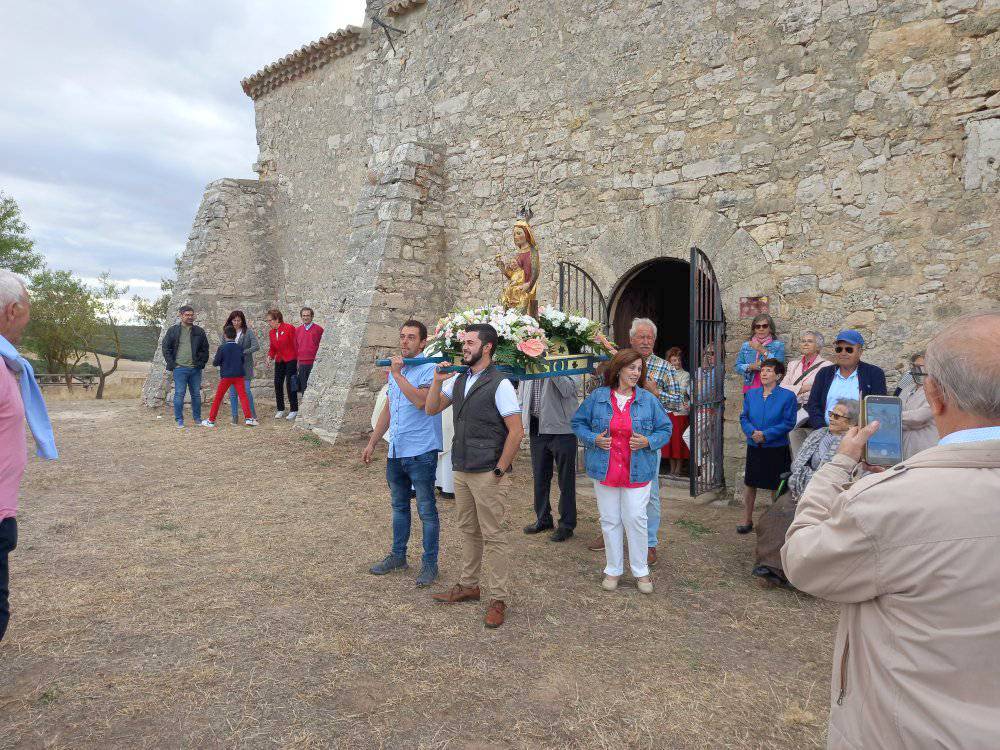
781, 331, 832, 455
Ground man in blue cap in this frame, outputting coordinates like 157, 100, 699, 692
806, 329, 887, 428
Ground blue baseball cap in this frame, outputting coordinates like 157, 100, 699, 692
834, 329, 865, 347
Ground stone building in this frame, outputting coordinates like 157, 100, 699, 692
143, 0, 1000, 491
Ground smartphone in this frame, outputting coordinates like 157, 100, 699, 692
862, 395, 904, 467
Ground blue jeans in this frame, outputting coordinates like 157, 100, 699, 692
386, 450, 440, 566
647, 453, 662, 548
172, 367, 202, 423
229, 384, 256, 420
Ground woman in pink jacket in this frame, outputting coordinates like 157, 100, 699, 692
781, 331, 832, 455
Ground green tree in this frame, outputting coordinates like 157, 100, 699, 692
24, 269, 98, 386
0, 192, 44, 275
88, 272, 129, 400
132, 255, 178, 327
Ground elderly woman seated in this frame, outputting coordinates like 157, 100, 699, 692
751, 398, 859, 587
787, 398, 860, 500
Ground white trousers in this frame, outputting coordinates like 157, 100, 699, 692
593, 480, 651, 577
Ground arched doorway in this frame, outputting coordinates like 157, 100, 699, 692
556, 250, 727, 497
609, 258, 691, 365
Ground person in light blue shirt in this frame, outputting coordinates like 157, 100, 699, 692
362, 320, 443, 588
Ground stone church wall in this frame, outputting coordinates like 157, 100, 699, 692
146, 0, 999, 484
141, 178, 279, 407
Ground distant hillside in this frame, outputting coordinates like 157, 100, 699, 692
91, 325, 160, 362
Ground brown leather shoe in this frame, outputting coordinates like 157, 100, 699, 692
587, 534, 605, 551
484, 600, 506, 628
432, 584, 481, 603
647, 547, 658, 567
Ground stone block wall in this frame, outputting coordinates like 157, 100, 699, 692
147, 0, 999, 486
141, 179, 279, 407
296, 141, 448, 440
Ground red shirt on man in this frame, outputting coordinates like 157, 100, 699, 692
268, 322, 298, 363
294, 323, 324, 365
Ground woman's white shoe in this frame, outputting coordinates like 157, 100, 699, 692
601, 575, 620, 591
637, 577, 654, 595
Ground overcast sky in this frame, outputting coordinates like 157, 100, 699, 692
0, 1, 365, 301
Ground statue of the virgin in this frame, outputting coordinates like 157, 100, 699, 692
496, 216, 540, 316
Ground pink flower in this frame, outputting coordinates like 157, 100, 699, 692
517, 337, 546, 358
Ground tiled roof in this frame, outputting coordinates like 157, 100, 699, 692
386, 0, 427, 16
241, 25, 368, 100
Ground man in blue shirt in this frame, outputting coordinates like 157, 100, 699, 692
362, 320, 443, 587
806, 329, 887, 428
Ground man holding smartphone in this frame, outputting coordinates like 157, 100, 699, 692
805, 329, 886, 429
424, 324, 525, 629
783, 312, 1000, 749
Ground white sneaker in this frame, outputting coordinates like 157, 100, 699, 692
637, 578, 654, 595
245, 418, 259, 426
274, 411, 287, 419
200, 420, 215, 428
286, 411, 298, 420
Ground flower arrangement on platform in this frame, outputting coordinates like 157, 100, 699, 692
537, 306, 614, 356
425, 306, 549, 372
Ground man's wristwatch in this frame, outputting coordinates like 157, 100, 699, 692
493, 466, 506, 477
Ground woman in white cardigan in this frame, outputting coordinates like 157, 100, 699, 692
781, 331, 832, 455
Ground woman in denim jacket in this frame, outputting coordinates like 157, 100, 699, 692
572, 349, 672, 594
735, 313, 786, 393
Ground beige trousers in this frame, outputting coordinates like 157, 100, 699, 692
453, 470, 513, 602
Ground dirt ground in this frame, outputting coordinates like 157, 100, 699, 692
2, 399, 839, 749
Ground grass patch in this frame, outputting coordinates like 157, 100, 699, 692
153, 522, 180, 532
677, 578, 702, 591
39, 688, 59, 705
299, 432, 324, 447
674, 518, 714, 538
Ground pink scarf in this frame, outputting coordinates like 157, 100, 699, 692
744, 334, 773, 392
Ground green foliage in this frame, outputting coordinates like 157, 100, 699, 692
24, 357, 99, 376
90, 325, 160, 362
0, 193, 43, 275
132, 255, 178, 327
88, 272, 130, 398
24, 269, 98, 375
492, 339, 538, 371
674, 518, 714, 538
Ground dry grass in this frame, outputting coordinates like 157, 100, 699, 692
1, 400, 838, 749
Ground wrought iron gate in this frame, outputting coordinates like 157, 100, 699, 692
689, 246, 726, 496
557, 262, 609, 331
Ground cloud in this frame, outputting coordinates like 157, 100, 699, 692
0, 0, 365, 301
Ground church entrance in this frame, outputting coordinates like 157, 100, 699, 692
556, 251, 726, 497
608, 258, 691, 365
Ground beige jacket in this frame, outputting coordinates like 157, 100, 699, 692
781, 440, 1000, 749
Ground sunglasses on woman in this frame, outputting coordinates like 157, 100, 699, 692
834, 345, 855, 354
828, 411, 850, 421
753, 323, 770, 329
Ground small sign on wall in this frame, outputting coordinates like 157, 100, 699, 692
739, 296, 770, 318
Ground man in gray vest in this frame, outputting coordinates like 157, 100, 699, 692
519, 376, 579, 541
425, 324, 525, 628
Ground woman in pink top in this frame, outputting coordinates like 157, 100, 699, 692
781, 331, 832, 454
572, 350, 673, 594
